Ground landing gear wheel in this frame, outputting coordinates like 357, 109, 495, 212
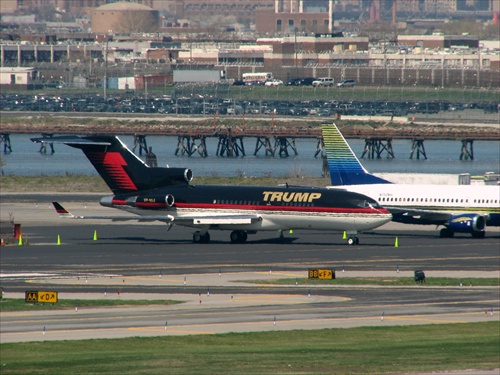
347, 236, 359, 245
230, 230, 247, 244
193, 232, 202, 243
471, 231, 485, 238
440, 228, 454, 238
193, 231, 210, 244
201, 232, 211, 243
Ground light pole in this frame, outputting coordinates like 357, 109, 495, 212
104, 36, 108, 100
104, 31, 111, 100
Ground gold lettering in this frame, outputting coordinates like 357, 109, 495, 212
308, 193, 322, 202
262, 191, 273, 201
294, 192, 309, 202
270, 192, 283, 201
262, 191, 322, 203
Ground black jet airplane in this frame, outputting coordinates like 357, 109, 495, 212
31, 135, 391, 244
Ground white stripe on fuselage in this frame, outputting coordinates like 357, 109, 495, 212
328, 184, 500, 214
112, 206, 391, 232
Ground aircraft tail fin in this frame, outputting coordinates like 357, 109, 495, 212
32, 136, 193, 195
321, 123, 391, 186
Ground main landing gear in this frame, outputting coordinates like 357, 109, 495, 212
193, 231, 210, 243
440, 227, 485, 238
230, 230, 248, 244
347, 236, 359, 245
192, 230, 248, 244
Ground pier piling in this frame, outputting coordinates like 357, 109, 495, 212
360, 138, 394, 159
132, 135, 148, 156
409, 139, 427, 160
0, 134, 12, 153
38, 133, 54, 154
459, 139, 474, 160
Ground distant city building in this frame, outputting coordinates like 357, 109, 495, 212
0, 67, 37, 90
91, 2, 159, 34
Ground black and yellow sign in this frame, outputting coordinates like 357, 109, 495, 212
308, 269, 335, 280
25, 291, 58, 303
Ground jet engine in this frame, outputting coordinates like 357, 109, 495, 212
125, 194, 175, 209
442, 214, 487, 238
149, 167, 193, 187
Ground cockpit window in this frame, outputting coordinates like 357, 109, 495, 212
358, 200, 379, 209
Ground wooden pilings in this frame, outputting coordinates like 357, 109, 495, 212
175, 135, 208, 157
38, 133, 54, 154
254, 137, 275, 156
0, 133, 12, 153
459, 139, 474, 160
132, 135, 148, 156
409, 139, 427, 160
216, 134, 245, 157
360, 138, 394, 159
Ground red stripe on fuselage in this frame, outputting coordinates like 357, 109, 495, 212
122, 202, 388, 214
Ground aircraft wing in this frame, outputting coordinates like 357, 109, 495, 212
172, 215, 262, 226
385, 206, 451, 224
53, 202, 174, 222
53, 202, 261, 226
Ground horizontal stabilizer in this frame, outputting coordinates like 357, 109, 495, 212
32, 136, 111, 146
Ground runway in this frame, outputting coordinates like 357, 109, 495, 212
1, 197, 499, 343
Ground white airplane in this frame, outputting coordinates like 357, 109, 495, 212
321, 123, 500, 239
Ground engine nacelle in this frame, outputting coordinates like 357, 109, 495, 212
446, 214, 486, 234
125, 194, 175, 209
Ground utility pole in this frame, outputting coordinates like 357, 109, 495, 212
104, 33, 110, 100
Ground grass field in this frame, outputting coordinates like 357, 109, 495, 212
0, 298, 182, 312
1, 322, 498, 374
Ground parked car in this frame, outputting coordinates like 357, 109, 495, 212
312, 77, 334, 87
285, 78, 302, 86
300, 77, 317, 86
264, 79, 283, 86
337, 79, 356, 88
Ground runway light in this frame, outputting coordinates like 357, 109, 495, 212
381, 311, 385, 321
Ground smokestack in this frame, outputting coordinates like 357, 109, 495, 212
392, 0, 397, 26
329, 0, 334, 33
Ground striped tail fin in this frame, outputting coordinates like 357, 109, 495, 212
31, 135, 192, 195
321, 123, 391, 186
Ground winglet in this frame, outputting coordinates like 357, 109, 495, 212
321, 123, 391, 186
52, 202, 75, 218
